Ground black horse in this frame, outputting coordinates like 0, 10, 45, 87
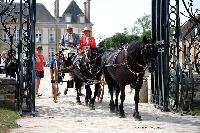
100, 36, 158, 120
67, 46, 103, 109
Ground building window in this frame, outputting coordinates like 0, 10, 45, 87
77, 29, 82, 37
35, 31, 42, 43
14, 30, 19, 42
2, 32, 9, 41
80, 16, 85, 23
65, 16, 71, 23
49, 48, 55, 61
49, 31, 55, 43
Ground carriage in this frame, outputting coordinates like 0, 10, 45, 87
51, 45, 105, 104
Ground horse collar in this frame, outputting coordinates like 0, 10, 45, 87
124, 45, 146, 76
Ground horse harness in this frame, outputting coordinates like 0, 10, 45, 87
105, 45, 147, 78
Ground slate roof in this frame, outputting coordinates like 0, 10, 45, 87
35, 3, 56, 23
0, 2, 56, 23
60, 0, 91, 24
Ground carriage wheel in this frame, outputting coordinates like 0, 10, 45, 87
52, 82, 58, 103
97, 75, 105, 103
52, 64, 59, 103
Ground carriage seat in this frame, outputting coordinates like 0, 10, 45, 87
62, 46, 77, 60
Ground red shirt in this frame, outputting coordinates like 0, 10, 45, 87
35, 53, 44, 71
79, 36, 96, 51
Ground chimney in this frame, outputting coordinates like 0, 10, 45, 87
84, 0, 91, 21
54, 0, 59, 18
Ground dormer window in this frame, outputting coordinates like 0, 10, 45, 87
35, 30, 42, 43
65, 14, 72, 23
80, 16, 85, 23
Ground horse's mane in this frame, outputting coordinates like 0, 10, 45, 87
124, 40, 145, 69
127, 40, 143, 57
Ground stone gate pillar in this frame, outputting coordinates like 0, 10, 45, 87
0, 75, 16, 110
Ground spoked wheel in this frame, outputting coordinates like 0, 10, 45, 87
52, 82, 58, 103
52, 63, 59, 103
97, 75, 105, 103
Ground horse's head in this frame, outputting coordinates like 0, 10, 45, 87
141, 36, 158, 73
86, 46, 103, 63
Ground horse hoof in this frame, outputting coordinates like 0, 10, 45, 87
134, 117, 142, 121
110, 107, 115, 113
119, 113, 126, 118
110, 109, 115, 113
76, 101, 81, 105
109, 106, 115, 113
85, 102, 89, 106
64, 88, 68, 95
98, 99, 102, 103
90, 106, 95, 110
133, 113, 142, 121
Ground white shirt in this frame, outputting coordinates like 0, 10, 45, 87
65, 33, 74, 44
0, 58, 6, 69
86, 37, 89, 45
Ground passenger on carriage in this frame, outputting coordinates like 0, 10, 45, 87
79, 27, 96, 52
59, 24, 80, 51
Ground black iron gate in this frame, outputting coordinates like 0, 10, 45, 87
0, 0, 36, 116
152, 0, 200, 114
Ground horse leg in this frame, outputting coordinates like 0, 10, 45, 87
74, 77, 82, 104
85, 84, 92, 106
90, 83, 101, 110
119, 84, 125, 118
106, 84, 114, 112
133, 75, 143, 121
115, 84, 120, 113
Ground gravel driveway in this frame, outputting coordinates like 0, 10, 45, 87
11, 67, 200, 133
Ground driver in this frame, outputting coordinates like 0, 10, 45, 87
59, 24, 79, 51
79, 27, 96, 52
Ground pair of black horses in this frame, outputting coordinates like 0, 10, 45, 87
63, 36, 158, 120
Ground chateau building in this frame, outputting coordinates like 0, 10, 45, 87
0, 0, 93, 62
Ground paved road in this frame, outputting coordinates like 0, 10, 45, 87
11, 67, 200, 133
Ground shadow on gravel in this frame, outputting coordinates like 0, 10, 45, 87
33, 96, 200, 128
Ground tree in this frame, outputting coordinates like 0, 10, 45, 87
131, 14, 151, 35
98, 14, 152, 50
123, 27, 129, 35
98, 33, 140, 51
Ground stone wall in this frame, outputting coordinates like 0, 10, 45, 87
0, 74, 16, 110
139, 78, 148, 103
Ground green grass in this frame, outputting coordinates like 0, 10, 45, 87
0, 108, 20, 131
193, 106, 200, 116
